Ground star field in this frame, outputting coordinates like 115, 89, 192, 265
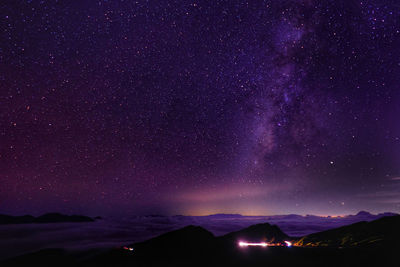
1, 0, 400, 216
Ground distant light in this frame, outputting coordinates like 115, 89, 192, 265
123, 246, 134, 252
238, 241, 268, 247
284, 241, 292, 247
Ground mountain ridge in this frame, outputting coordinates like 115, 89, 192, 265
2, 214, 399, 267
295, 215, 400, 247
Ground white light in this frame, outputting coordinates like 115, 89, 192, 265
238, 241, 268, 247
284, 241, 292, 247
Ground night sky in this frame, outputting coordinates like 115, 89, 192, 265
1, 0, 400, 216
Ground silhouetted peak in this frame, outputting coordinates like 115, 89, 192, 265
220, 222, 289, 242
135, 225, 214, 245
132, 225, 214, 254
180, 225, 212, 234
36, 213, 94, 223
356, 211, 372, 216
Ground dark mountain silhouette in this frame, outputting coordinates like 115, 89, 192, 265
88, 214, 399, 266
132, 225, 214, 254
219, 222, 290, 243
35, 213, 94, 223
2, 249, 74, 267
295, 215, 400, 247
86, 226, 216, 267
377, 212, 398, 217
0, 213, 94, 224
345, 211, 398, 221
1, 215, 399, 267
0, 214, 35, 224
356, 210, 372, 216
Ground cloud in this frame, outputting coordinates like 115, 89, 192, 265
1, 212, 394, 260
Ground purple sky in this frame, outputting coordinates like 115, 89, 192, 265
1, 0, 400, 216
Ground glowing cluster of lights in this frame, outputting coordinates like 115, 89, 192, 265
284, 241, 292, 247
238, 241, 268, 247
238, 241, 293, 248
123, 246, 134, 251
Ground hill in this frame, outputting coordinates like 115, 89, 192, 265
1, 215, 399, 267
218, 222, 290, 243
295, 215, 400, 247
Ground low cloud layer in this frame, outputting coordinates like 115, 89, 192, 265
0, 212, 395, 260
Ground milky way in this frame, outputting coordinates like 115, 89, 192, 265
1, 0, 400, 216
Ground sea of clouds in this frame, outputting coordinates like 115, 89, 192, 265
0, 212, 394, 260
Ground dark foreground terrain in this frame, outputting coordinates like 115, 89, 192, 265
2, 215, 399, 267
